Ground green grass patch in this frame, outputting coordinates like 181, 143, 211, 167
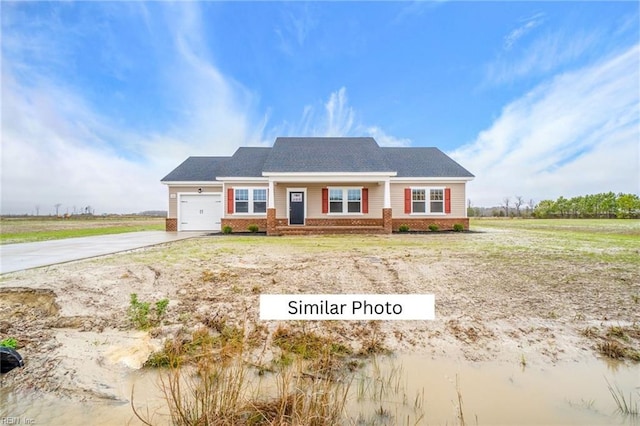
0, 337, 18, 349
471, 218, 640, 235
272, 325, 352, 360
471, 218, 640, 265
0, 224, 164, 244
128, 293, 169, 330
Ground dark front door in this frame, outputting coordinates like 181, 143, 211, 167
289, 191, 304, 225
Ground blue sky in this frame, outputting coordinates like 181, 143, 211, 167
1, 1, 638, 214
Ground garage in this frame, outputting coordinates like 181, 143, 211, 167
178, 194, 222, 231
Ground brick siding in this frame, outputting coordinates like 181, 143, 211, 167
382, 208, 393, 233
392, 218, 469, 231
165, 218, 177, 231
221, 218, 268, 233
304, 218, 383, 227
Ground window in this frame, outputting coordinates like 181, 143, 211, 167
347, 189, 361, 213
329, 188, 362, 214
233, 188, 267, 214
253, 189, 267, 213
430, 189, 444, 213
410, 187, 446, 214
412, 189, 426, 213
235, 189, 249, 213
329, 189, 343, 213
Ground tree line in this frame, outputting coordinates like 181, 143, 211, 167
533, 192, 640, 219
468, 192, 640, 219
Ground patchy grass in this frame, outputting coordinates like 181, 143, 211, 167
585, 325, 640, 361
471, 218, 640, 265
272, 325, 353, 361
0, 216, 164, 244
471, 218, 640, 234
606, 378, 640, 416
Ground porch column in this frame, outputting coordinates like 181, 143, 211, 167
267, 179, 277, 235
267, 208, 277, 235
383, 179, 391, 208
383, 208, 393, 234
268, 179, 275, 208
383, 179, 392, 233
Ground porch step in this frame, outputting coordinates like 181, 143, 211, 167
275, 226, 388, 235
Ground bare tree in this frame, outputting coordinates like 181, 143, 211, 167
514, 196, 524, 217
54, 203, 62, 216
35, 205, 40, 216
527, 198, 536, 217
502, 197, 511, 217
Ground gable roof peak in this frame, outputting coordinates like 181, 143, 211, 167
265, 136, 392, 173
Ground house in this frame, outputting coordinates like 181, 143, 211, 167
161, 137, 474, 235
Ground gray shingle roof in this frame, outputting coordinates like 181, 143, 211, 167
162, 139, 474, 181
262, 137, 394, 173
382, 147, 474, 178
160, 157, 228, 182
218, 147, 272, 177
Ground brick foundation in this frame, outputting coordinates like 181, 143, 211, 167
165, 218, 177, 231
221, 218, 268, 233
173, 216, 468, 233
304, 218, 383, 227
392, 218, 469, 231
272, 217, 386, 235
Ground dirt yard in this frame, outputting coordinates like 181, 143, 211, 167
1, 222, 638, 402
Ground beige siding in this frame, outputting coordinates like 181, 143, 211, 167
390, 182, 467, 218
273, 183, 384, 219
168, 181, 468, 219
167, 185, 222, 218
224, 183, 269, 218
274, 184, 287, 214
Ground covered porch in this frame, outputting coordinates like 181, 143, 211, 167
263, 173, 393, 236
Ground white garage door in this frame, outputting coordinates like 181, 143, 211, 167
179, 194, 222, 231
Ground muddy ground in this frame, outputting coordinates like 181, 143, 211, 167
0, 227, 638, 402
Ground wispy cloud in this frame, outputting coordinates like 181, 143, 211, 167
275, 3, 318, 56
324, 87, 355, 137
486, 29, 601, 86
452, 44, 640, 206
1, 68, 164, 215
365, 127, 412, 147
392, 0, 446, 25
270, 87, 411, 147
503, 12, 545, 50
1, 2, 413, 214
0, 2, 265, 214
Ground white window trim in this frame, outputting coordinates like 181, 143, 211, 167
410, 187, 446, 215
327, 187, 364, 215
233, 187, 268, 216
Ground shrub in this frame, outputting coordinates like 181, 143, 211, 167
129, 293, 151, 329
398, 224, 410, 233
453, 223, 464, 232
222, 225, 233, 234
128, 293, 170, 330
247, 224, 259, 233
0, 337, 18, 349
428, 224, 439, 232
156, 299, 170, 318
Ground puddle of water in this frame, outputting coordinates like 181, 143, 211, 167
0, 370, 171, 426
1, 356, 638, 425
350, 355, 640, 425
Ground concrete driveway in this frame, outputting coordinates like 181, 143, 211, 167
0, 231, 203, 274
